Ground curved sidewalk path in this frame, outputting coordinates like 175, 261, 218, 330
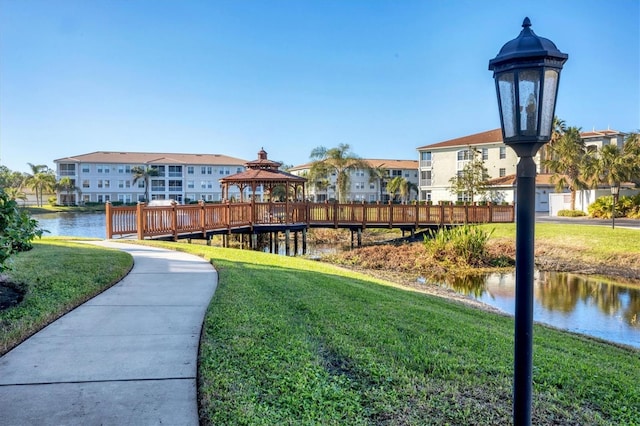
0, 242, 217, 426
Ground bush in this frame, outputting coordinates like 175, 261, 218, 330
557, 209, 587, 217
588, 194, 640, 219
423, 225, 492, 266
0, 190, 45, 272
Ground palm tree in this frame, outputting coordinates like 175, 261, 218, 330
539, 117, 567, 173
131, 166, 159, 202
542, 126, 591, 211
25, 163, 56, 207
586, 132, 640, 192
368, 165, 388, 202
309, 144, 371, 203
56, 176, 79, 205
387, 176, 418, 204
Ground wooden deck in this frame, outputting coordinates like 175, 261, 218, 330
106, 201, 514, 240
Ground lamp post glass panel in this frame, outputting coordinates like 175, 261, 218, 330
489, 17, 567, 425
611, 184, 620, 229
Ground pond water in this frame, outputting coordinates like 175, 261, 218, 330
435, 271, 640, 349
34, 212, 640, 348
37, 212, 106, 239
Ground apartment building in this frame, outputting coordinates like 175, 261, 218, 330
417, 129, 520, 205
417, 128, 628, 212
54, 151, 249, 205
289, 159, 419, 203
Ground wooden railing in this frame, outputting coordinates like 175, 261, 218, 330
106, 201, 514, 239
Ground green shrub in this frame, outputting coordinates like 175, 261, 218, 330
0, 190, 45, 272
557, 209, 587, 217
424, 225, 492, 266
588, 194, 640, 219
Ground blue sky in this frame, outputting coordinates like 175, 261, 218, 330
1, 0, 638, 173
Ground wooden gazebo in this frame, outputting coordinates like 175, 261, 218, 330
220, 148, 306, 202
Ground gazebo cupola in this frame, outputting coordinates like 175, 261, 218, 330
220, 148, 306, 202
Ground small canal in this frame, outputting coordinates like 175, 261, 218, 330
36, 212, 640, 348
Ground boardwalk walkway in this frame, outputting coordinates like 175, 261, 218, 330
0, 242, 217, 426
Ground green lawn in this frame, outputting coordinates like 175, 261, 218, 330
127, 241, 639, 425
0, 238, 132, 354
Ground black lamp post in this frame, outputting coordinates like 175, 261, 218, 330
489, 18, 568, 425
611, 184, 620, 229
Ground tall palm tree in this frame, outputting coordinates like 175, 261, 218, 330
542, 126, 591, 210
25, 163, 56, 207
368, 164, 388, 202
56, 176, 79, 205
539, 117, 567, 173
309, 144, 371, 203
622, 132, 640, 186
131, 166, 159, 202
386, 176, 418, 204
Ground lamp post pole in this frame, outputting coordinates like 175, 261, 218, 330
611, 184, 619, 229
489, 18, 567, 425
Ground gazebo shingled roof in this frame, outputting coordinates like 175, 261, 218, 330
220, 148, 306, 201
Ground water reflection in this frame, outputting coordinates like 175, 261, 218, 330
434, 271, 640, 348
36, 212, 106, 239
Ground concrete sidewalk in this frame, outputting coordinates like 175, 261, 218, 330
0, 242, 217, 426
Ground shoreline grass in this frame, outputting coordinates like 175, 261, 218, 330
0, 238, 132, 355
124, 240, 639, 425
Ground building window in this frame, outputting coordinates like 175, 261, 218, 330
118, 180, 125, 188
354, 182, 365, 190
168, 180, 183, 192
118, 165, 131, 174
138, 180, 145, 188
457, 150, 472, 161
81, 165, 90, 173
482, 148, 489, 160
151, 180, 165, 191
391, 170, 402, 177
369, 183, 375, 189
187, 180, 195, 189
200, 181, 206, 189
59, 164, 76, 176
151, 166, 165, 177
421, 170, 432, 186
421, 190, 432, 201
187, 166, 195, 175
500, 146, 506, 159
82, 180, 90, 188
369, 194, 376, 202
236, 167, 243, 173
499, 168, 506, 177
82, 194, 91, 203
355, 169, 365, 177
118, 194, 132, 203
420, 151, 432, 168
457, 192, 472, 202
168, 166, 182, 177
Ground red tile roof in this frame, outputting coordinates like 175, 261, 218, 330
54, 151, 247, 165
487, 173, 558, 187
417, 129, 503, 150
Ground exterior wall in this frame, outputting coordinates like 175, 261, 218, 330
418, 142, 518, 204
55, 160, 247, 205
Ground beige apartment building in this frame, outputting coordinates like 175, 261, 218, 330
289, 159, 419, 203
54, 151, 249, 205
417, 128, 627, 212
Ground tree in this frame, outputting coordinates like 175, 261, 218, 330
24, 163, 56, 207
131, 166, 159, 202
539, 117, 567, 173
368, 165, 388, 202
542, 126, 592, 211
309, 144, 371, 203
56, 177, 79, 205
386, 176, 418, 204
448, 146, 490, 203
0, 166, 26, 191
0, 189, 44, 272
586, 132, 640, 191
